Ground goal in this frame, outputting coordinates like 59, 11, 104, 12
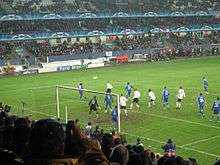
55, 85, 121, 132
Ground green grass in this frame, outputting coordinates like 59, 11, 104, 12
0, 57, 220, 165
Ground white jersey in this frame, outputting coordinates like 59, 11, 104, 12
85, 125, 92, 138
149, 91, 156, 100
177, 89, 186, 99
120, 96, 127, 107
133, 90, 141, 99
106, 83, 113, 89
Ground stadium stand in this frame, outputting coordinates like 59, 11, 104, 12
0, 0, 218, 14
0, 0, 220, 67
0, 30, 220, 65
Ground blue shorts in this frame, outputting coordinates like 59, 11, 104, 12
112, 117, 117, 123
198, 104, 204, 110
105, 102, 112, 107
163, 98, 169, 103
213, 110, 219, 115
79, 91, 83, 96
127, 90, 132, 96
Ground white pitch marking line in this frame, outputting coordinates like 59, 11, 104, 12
23, 108, 56, 118
12, 105, 57, 118
180, 146, 220, 158
133, 111, 220, 129
180, 135, 220, 147
123, 132, 220, 158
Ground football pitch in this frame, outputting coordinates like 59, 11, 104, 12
0, 57, 220, 165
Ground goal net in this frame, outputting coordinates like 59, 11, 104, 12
56, 85, 121, 132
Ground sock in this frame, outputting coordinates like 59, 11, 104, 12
125, 109, 128, 116
176, 102, 178, 108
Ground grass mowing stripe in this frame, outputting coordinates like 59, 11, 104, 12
180, 135, 220, 147
26, 109, 57, 118
133, 111, 220, 129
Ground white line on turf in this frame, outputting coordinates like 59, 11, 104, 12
180, 135, 220, 147
122, 132, 220, 158
133, 111, 220, 129
26, 109, 57, 118
12, 105, 56, 118
180, 146, 220, 158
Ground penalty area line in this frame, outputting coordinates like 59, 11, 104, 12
24, 108, 57, 118
180, 135, 220, 147
122, 132, 220, 158
133, 111, 220, 130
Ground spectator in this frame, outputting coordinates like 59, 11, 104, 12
27, 119, 65, 157
85, 122, 92, 138
12, 124, 31, 158
214, 159, 220, 165
101, 133, 114, 159
162, 139, 176, 157
109, 144, 129, 165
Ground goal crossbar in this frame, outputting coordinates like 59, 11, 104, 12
55, 85, 121, 132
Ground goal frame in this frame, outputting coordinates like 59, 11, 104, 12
55, 85, 121, 132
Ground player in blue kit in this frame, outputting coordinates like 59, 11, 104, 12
203, 77, 209, 94
162, 86, 170, 109
211, 97, 220, 121
104, 93, 113, 112
197, 93, 205, 117
111, 106, 118, 129
125, 82, 133, 98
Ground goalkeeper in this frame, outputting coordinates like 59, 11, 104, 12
89, 96, 100, 119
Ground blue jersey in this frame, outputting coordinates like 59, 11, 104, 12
125, 84, 132, 97
163, 143, 176, 152
111, 108, 118, 122
104, 94, 113, 105
212, 101, 220, 113
125, 84, 132, 92
162, 89, 169, 101
198, 96, 205, 106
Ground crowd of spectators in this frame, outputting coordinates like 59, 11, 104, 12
1, 31, 220, 63
1, 102, 220, 164
1, 16, 220, 35
0, 0, 219, 15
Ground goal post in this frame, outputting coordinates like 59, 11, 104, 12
55, 85, 121, 132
